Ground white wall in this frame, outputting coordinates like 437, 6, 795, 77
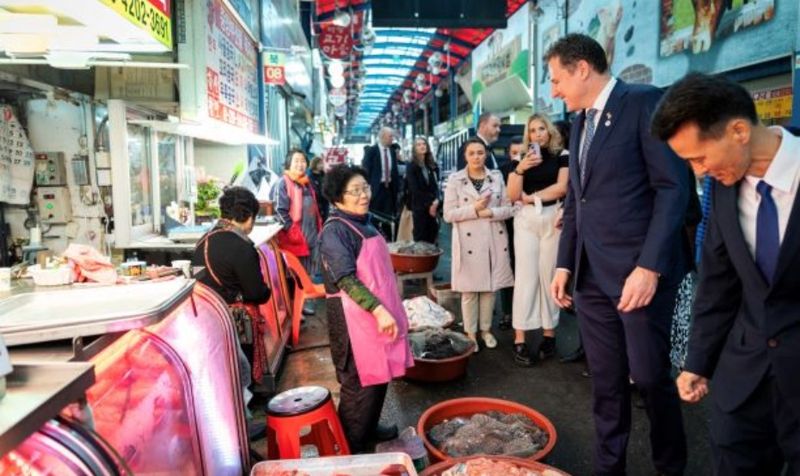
12, 99, 106, 255
193, 140, 248, 184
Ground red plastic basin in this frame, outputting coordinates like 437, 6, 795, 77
390, 250, 443, 274
420, 455, 570, 476
404, 341, 476, 383
417, 397, 557, 463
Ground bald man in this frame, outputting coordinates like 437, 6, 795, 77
362, 127, 401, 238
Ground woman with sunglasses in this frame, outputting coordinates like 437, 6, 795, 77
318, 164, 414, 453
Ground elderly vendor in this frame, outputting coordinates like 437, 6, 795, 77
318, 164, 414, 453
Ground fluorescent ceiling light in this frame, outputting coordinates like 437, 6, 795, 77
0, 12, 56, 33
0, 32, 49, 54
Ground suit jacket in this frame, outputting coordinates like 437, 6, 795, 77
685, 180, 800, 416
362, 144, 401, 213
456, 136, 499, 171
556, 80, 690, 297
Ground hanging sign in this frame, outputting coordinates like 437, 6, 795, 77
205, 0, 259, 133
328, 87, 347, 107
752, 86, 793, 120
323, 147, 348, 171
263, 52, 286, 86
318, 24, 353, 60
99, 0, 172, 48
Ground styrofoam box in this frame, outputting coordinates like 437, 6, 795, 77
251, 452, 418, 476
28, 265, 73, 286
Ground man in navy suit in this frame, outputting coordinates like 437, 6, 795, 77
362, 127, 401, 238
547, 34, 690, 476
652, 73, 800, 475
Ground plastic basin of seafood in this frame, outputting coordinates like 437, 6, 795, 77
404, 341, 475, 383
417, 397, 557, 463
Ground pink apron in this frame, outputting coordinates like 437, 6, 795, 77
326, 217, 414, 387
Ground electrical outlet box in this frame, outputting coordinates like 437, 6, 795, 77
34, 187, 73, 223
34, 152, 67, 186
95, 150, 111, 169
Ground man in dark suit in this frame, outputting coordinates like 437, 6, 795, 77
547, 34, 690, 476
456, 112, 501, 170
362, 127, 401, 238
652, 72, 800, 475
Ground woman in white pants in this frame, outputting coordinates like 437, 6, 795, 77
507, 114, 569, 366
444, 138, 515, 351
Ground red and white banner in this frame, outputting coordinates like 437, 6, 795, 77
323, 147, 348, 171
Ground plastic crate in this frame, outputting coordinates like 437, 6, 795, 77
251, 452, 418, 476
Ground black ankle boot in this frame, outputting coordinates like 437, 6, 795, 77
538, 336, 556, 359
513, 343, 535, 367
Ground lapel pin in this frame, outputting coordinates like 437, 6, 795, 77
605, 112, 612, 127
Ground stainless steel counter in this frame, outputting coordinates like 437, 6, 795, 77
0, 279, 195, 346
0, 361, 95, 456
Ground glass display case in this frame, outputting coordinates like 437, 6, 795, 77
1, 280, 250, 475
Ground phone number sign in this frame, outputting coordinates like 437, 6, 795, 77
100, 0, 172, 49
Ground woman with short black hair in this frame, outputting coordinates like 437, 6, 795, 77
274, 148, 323, 308
318, 164, 413, 453
193, 186, 270, 427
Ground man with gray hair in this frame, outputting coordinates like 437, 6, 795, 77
457, 112, 501, 170
362, 127, 401, 238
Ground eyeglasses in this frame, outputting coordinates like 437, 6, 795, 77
343, 184, 371, 197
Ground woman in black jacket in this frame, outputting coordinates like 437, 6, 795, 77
406, 136, 440, 244
193, 186, 270, 425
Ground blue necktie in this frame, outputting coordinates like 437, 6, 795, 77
579, 108, 598, 186
755, 180, 779, 284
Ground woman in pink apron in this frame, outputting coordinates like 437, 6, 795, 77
318, 165, 414, 453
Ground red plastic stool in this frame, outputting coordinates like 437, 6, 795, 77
266, 386, 351, 459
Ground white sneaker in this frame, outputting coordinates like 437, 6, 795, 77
482, 332, 497, 349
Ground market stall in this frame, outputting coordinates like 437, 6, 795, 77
0, 223, 291, 473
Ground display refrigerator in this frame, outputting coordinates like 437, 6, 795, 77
0, 280, 248, 474
0, 225, 292, 473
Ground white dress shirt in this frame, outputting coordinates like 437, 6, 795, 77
580, 77, 618, 156
738, 127, 800, 258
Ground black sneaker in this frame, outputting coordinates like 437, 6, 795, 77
513, 343, 535, 367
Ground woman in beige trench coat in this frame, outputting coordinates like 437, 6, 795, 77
444, 137, 516, 351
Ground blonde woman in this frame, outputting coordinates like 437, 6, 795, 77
507, 114, 568, 366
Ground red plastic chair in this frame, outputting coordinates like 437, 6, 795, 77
266, 386, 350, 459
280, 250, 325, 347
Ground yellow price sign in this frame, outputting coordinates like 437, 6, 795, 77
100, 0, 172, 49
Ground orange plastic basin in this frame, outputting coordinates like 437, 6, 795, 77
417, 397, 557, 463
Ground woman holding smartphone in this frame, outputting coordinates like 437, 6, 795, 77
444, 137, 515, 351
507, 113, 569, 366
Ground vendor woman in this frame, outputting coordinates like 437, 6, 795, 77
319, 165, 414, 453
192, 186, 270, 409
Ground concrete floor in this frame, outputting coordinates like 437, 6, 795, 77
258, 223, 714, 475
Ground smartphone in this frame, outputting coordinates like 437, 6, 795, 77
529, 142, 541, 155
